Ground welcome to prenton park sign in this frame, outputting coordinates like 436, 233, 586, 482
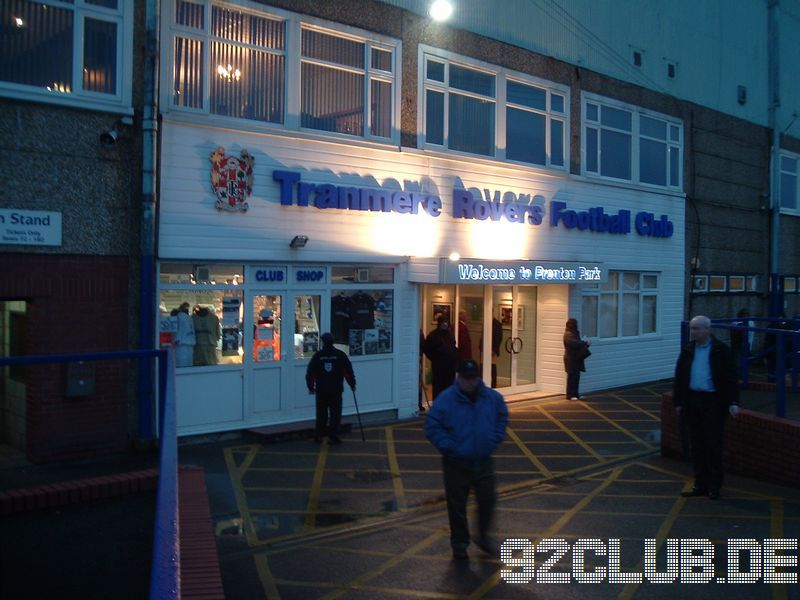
272, 170, 673, 238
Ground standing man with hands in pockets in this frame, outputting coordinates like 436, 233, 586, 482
424, 359, 509, 560
672, 315, 739, 500
306, 333, 356, 445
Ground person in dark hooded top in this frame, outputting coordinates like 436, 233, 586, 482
306, 332, 356, 444
563, 318, 591, 400
424, 314, 459, 400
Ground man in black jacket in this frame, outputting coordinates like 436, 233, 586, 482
672, 315, 740, 500
306, 333, 356, 444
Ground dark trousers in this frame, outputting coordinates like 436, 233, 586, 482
685, 392, 727, 492
442, 456, 496, 550
566, 370, 581, 398
315, 392, 342, 438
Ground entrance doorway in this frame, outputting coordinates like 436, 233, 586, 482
421, 284, 538, 396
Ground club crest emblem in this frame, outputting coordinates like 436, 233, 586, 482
210, 147, 254, 212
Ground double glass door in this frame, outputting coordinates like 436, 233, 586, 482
440, 284, 537, 393
490, 285, 537, 391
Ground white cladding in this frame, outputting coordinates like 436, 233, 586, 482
160, 120, 685, 395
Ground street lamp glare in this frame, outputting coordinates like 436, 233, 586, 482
429, 0, 453, 22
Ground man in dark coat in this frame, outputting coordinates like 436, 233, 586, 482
563, 318, 591, 400
424, 315, 458, 400
306, 332, 356, 444
672, 315, 740, 500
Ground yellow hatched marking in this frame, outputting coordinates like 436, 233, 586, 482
618, 491, 687, 599
611, 392, 661, 420
223, 445, 262, 546
578, 402, 654, 448
319, 530, 445, 600
304, 440, 329, 530
385, 426, 408, 511
254, 553, 281, 599
536, 405, 603, 461
505, 427, 552, 478
467, 467, 623, 599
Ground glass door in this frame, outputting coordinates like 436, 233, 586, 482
491, 285, 537, 392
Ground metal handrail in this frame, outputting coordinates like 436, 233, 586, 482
680, 319, 799, 417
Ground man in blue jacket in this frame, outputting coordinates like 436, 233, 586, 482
424, 358, 509, 560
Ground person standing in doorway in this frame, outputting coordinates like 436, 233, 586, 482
457, 309, 473, 361
563, 318, 591, 400
424, 359, 509, 560
424, 314, 458, 400
479, 317, 503, 388
672, 315, 739, 500
306, 332, 356, 445
174, 302, 195, 368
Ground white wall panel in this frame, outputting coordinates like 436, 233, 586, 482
160, 120, 685, 394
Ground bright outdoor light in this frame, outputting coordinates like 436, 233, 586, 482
429, 0, 453, 22
449, 252, 461, 261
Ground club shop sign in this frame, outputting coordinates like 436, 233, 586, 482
272, 170, 673, 238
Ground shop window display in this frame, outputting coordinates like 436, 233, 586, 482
331, 289, 393, 355
159, 290, 244, 366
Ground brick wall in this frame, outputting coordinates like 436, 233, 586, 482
661, 392, 800, 488
0, 254, 131, 463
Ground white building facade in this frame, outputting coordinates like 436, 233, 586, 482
157, 0, 685, 434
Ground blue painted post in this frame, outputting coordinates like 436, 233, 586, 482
776, 332, 786, 418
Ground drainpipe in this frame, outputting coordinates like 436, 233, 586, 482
768, 0, 783, 318
138, 0, 160, 440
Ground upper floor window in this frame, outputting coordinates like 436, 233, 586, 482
583, 94, 683, 190
420, 47, 568, 170
780, 151, 798, 215
169, 1, 398, 142
0, 0, 131, 110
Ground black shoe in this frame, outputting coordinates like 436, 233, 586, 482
329, 435, 342, 445
708, 490, 720, 500
452, 548, 468, 560
418, 405, 426, 412
681, 487, 708, 497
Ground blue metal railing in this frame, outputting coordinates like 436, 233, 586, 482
680, 318, 800, 418
0, 349, 180, 599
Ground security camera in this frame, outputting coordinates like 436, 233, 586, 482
99, 117, 133, 148
99, 128, 119, 147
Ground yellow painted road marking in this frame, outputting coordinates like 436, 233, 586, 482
235, 444, 261, 478
536, 405, 603, 461
578, 401, 654, 448
319, 530, 445, 600
506, 427, 553, 478
304, 440, 329, 531
619, 489, 687, 599
609, 392, 661, 420
385, 426, 408, 511
254, 553, 281, 599
223, 446, 262, 546
467, 467, 623, 599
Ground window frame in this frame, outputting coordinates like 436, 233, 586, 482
417, 45, 570, 171
581, 271, 660, 339
0, 0, 133, 113
778, 149, 799, 216
582, 92, 683, 191
163, 0, 401, 145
